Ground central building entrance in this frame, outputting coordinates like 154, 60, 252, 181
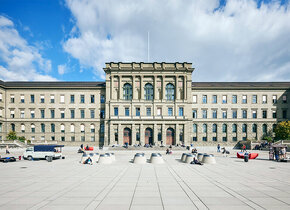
145, 128, 153, 145
123, 128, 132, 145
166, 128, 175, 145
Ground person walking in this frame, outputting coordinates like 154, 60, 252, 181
242, 144, 246, 152
6, 145, 10, 154
217, 144, 221, 152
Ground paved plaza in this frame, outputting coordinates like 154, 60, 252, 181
0, 147, 290, 210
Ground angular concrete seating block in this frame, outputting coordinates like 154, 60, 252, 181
202, 154, 216, 164
197, 153, 205, 162
181, 153, 188, 162
150, 153, 164, 164
94, 153, 100, 163
133, 153, 146, 164
185, 154, 194, 163
98, 154, 112, 164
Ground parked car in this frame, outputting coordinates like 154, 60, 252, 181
23, 145, 64, 161
0, 156, 16, 163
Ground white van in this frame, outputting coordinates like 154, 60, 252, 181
23, 145, 64, 161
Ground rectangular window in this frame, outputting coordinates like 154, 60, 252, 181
136, 132, 140, 141
10, 95, 15, 103
0, 93, 2, 101
125, 108, 130, 116
168, 108, 173, 116
80, 95, 85, 103
212, 125, 217, 133
20, 110, 24, 118
212, 137, 217, 142
80, 109, 85, 119
61, 137, 65, 142
192, 95, 197, 103
202, 110, 207, 119
202, 95, 207, 104
242, 110, 247, 119
212, 95, 217, 104
30, 94, 35, 103
60, 95, 65, 103
262, 95, 267, 104
50, 95, 54, 103
114, 107, 118, 116
222, 110, 227, 119
100, 110, 105, 119
232, 110, 237, 119
146, 108, 151, 116
90, 110, 95, 118
212, 110, 217, 119
192, 110, 197, 118
179, 107, 184, 116
283, 95, 287, 103
232, 95, 237, 104
202, 137, 207, 142
81, 136, 85, 142
70, 95, 75, 103
136, 108, 140, 116
193, 124, 197, 133
252, 95, 257, 104
91, 136, 95, 142
61, 110, 65, 119
283, 110, 287, 119
157, 108, 162, 116
262, 110, 267, 119
272, 110, 277, 118
20, 95, 25, 103
192, 137, 197, 141
71, 109, 75, 119
272, 95, 277, 104
41, 124, 45, 133
223, 137, 227, 142
71, 136, 75, 142
90, 95, 95, 103
40, 95, 45, 103
242, 95, 247, 104
232, 137, 237, 141
50, 109, 55, 119
222, 95, 227, 104
101, 95, 105, 103
100, 123, 104, 133
41, 109, 45, 118
0, 109, 2, 117
252, 110, 257, 118
51, 124, 55, 132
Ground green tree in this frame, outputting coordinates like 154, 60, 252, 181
6, 131, 17, 140
18, 136, 26, 143
274, 121, 290, 140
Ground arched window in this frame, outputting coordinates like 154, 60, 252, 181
0, 123, 2, 132
123, 83, 132, 100
272, 124, 277, 132
41, 123, 45, 133
31, 124, 35, 133
11, 123, 15, 132
252, 124, 257, 133
166, 83, 175, 101
222, 124, 227, 133
232, 124, 237, 133
212, 124, 217, 133
193, 124, 197, 133
203, 124, 207, 133
90, 124, 95, 133
242, 124, 247, 133
262, 124, 267, 134
21, 124, 25, 133
70, 124, 75, 133
51, 123, 55, 132
80, 124, 85, 133
144, 83, 154, 100
60, 124, 65, 133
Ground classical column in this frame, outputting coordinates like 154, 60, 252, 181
176, 75, 180, 100
109, 122, 114, 146
140, 76, 144, 100
183, 76, 187, 100
153, 124, 158, 146
162, 124, 166, 146
175, 124, 179, 145
110, 75, 114, 100
132, 75, 136, 100
131, 124, 136, 146
154, 76, 158, 100
140, 124, 144, 145
118, 124, 122, 145
119, 75, 122, 100
162, 76, 166, 100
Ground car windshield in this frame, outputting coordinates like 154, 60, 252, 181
26, 148, 33, 152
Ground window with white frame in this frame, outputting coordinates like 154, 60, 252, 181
81, 124, 85, 133
20, 110, 25, 118
192, 95, 197, 103
272, 95, 277, 104
157, 108, 162, 116
70, 124, 75, 133
222, 95, 227, 104
0, 93, 2, 101
10, 95, 15, 103
50, 95, 55, 103
40, 95, 45, 103
0, 109, 2, 117
20, 95, 25, 103
30, 110, 35, 118
10, 110, 15, 118
242, 95, 247, 104
60, 95, 65, 103
21, 124, 25, 133
262, 95, 267, 104
61, 124, 65, 133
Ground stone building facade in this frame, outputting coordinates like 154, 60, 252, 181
0, 62, 289, 146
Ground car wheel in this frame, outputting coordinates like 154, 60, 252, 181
27, 156, 33, 161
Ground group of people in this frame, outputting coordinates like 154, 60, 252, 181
254, 141, 269, 150
78, 144, 90, 153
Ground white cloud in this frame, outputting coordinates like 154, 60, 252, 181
0, 16, 57, 81
58, 64, 67, 75
64, 0, 290, 82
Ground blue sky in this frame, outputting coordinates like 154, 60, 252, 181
0, 0, 290, 82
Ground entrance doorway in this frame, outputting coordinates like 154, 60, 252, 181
145, 128, 153, 145
166, 128, 175, 145
123, 128, 131, 145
